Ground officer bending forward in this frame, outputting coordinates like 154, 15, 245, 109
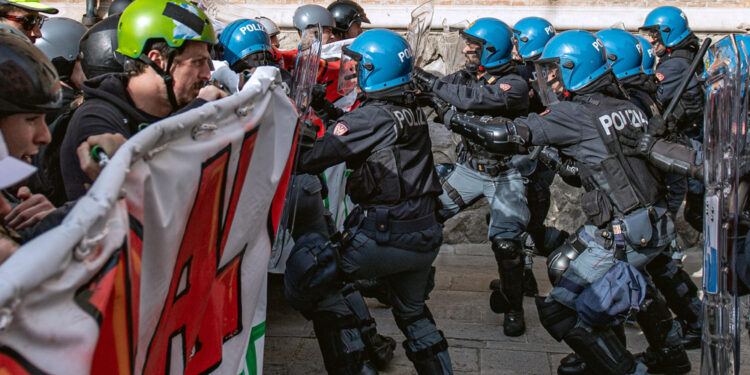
434, 30, 690, 374
285, 29, 452, 374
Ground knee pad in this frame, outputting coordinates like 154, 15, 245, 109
492, 238, 523, 270
563, 327, 636, 375
648, 257, 700, 323
394, 306, 436, 335
535, 296, 577, 341
284, 232, 340, 312
546, 240, 581, 286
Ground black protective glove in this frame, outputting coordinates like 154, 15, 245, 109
310, 83, 328, 112
618, 124, 656, 156
299, 120, 319, 150
413, 67, 438, 93
646, 116, 667, 137
430, 96, 452, 125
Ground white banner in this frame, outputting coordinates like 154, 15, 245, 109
0, 67, 297, 375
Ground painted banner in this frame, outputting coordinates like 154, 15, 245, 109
0, 67, 297, 375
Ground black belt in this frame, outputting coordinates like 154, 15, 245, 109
466, 157, 509, 177
361, 208, 437, 244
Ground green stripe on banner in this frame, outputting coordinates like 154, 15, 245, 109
243, 321, 267, 375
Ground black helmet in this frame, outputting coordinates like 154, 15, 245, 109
79, 15, 124, 78
327, 0, 369, 34
34, 17, 87, 80
0, 32, 62, 115
107, 0, 134, 17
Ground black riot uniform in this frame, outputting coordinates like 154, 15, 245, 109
655, 37, 706, 232
621, 73, 703, 349
441, 84, 692, 373
294, 92, 452, 374
416, 49, 533, 337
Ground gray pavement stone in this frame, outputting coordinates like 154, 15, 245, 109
264, 242, 749, 374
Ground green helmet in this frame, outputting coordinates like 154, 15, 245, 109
116, 0, 216, 59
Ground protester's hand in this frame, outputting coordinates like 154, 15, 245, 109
197, 85, 229, 102
77, 133, 127, 181
4, 187, 55, 231
0, 231, 18, 265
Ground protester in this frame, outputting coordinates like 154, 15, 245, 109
0, 0, 57, 43
59, 0, 227, 201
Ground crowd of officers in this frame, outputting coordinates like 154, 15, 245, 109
0, 0, 731, 374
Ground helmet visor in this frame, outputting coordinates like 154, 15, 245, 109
534, 58, 567, 106
338, 46, 359, 95
638, 26, 663, 46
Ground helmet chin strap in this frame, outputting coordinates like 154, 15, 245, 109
139, 49, 179, 113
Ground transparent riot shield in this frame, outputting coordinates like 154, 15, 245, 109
440, 19, 469, 76
702, 35, 743, 375
407, 0, 434, 68
269, 25, 322, 272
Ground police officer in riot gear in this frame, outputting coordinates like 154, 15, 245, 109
286, 29, 452, 374
512, 16, 567, 297
640, 6, 705, 232
328, 0, 369, 42
255, 16, 281, 48
598, 28, 703, 351
435, 30, 691, 375
216, 19, 293, 85
414, 17, 531, 337
293, 4, 336, 44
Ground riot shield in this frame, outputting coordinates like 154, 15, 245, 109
702, 35, 743, 375
269, 26, 322, 272
407, 0, 434, 68
440, 19, 469, 76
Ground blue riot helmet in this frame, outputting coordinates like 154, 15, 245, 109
596, 29, 643, 80
534, 30, 611, 106
640, 6, 691, 48
338, 29, 412, 94
217, 19, 274, 72
513, 17, 555, 60
635, 34, 656, 75
461, 18, 516, 71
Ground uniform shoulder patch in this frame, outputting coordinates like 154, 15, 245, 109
656, 72, 665, 82
333, 122, 349, 136
540, 109, 551, 116
499, 83, 512, 91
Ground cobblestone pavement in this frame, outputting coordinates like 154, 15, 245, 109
264, 243, 749, 374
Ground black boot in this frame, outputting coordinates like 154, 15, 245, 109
491, 238, 526, 336
557, 352, 589, 375
679, 320, 701, 350
312, 312, 379, 375
635, 285, 691, 375
365, 333, 396, 370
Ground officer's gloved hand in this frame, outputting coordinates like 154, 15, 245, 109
429, 96, 452, 125
310, 84, 329, 112
646, 116, 668, 137
413, 67, 437, 93
618, 124, 656, 156
299, 120, 319, 150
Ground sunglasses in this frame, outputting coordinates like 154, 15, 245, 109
1, 14, 46, 31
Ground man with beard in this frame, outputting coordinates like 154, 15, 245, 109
60, 0, 227, 201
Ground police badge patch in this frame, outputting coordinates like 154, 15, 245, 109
333, 122, 349, 136
499, 83, 512, 91
656, 72, 665, 81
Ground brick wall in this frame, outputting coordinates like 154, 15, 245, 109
43, 0, 750, 33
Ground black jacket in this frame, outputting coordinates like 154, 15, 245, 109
60, 73, 206, 201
